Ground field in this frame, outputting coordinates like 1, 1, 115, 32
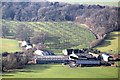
96, 31, 120, 53
0, 38, 21, 53
2, 64, 118, 78
1, 20, 96, 53
1, 34, 119, 78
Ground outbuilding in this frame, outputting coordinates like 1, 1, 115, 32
21, 41, 28, 47
34, 50, 55, 56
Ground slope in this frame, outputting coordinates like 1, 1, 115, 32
1, 20, 96, 53
96, 31, 120, 53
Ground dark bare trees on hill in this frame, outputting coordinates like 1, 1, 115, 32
75, 7, 119, 48
90, 8, 119, 34
1, 2, 106, 22
75, 7, 119, 35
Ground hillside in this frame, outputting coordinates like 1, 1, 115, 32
1, 2, 119, 39
1, 20, 96, 53
96, 31, 120, 53
1, 1, 119, 79
1, 2, 119, 53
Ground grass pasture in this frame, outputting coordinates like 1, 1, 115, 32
96, 31, 120, 53
0, 38, 21, 53
2, 64, 118, 78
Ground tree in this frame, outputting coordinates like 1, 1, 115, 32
2, 26, 9, 38
30, 32, 46, 44
34, 43, 46, 50
15, 24, 33, 41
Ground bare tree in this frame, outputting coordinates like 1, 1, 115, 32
15, 24, 33, 41
2, 26, 9, 38
30, 32, 46, 44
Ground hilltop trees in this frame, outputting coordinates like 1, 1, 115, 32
1, 2, 106, 22
89, 8, 119, 34
2, 2, 15, 20
75, 7, 119, 37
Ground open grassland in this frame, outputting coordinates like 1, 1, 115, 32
0, 38, 21, 53
2, 64, 118, 78
96, 31, 120, 53
1, 20, 96, 53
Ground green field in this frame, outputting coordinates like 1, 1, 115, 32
96, 31, 120, 53
2, 64, 118, 78
0, 38, 21, 53
1, 37, 118, 78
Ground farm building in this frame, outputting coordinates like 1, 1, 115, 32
34, 50, 55, 56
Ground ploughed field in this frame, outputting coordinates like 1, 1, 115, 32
1, 31, 119, 78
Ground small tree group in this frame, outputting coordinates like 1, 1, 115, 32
2, 52, 28, 72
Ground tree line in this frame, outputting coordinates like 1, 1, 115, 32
1, 2, 108, 22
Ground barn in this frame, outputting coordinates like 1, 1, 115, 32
34, 50, 55, 56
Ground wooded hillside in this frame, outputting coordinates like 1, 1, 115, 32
1, 2, 120, 34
